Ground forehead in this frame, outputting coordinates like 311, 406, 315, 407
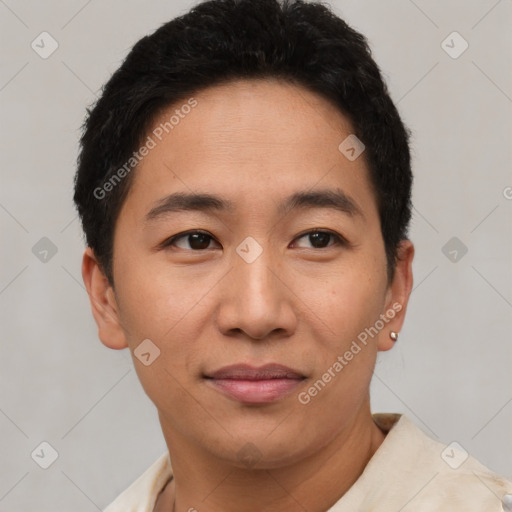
122, 78, 378, 221
162, 78, 355, 162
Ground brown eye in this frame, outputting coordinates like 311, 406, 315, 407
162, 231, 219, 251
293, 230, 346, 249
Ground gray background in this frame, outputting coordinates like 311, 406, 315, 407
1, 0, 511, 510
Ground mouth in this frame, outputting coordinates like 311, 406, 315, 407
203, 363, 306, 404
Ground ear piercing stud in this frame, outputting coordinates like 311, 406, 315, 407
390, 331, 399, 342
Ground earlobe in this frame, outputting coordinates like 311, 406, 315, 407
81, 247, 128, 350
378, 239, 414, 352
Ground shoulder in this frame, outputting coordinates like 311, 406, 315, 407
103, 451, 173, 512
383, 414, 512, 511
338, 414, 512, 512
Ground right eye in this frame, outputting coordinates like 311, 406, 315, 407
160, 230, 221, 251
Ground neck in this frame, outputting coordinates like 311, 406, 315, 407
155, 400, 386, 512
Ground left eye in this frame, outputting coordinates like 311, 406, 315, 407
292, 230, 346, 249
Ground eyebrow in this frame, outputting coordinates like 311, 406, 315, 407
144, 188, 364, 223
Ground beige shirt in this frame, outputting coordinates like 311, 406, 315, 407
104, 413, 512, 511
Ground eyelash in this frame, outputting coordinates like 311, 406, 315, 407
160, 229, 348, 251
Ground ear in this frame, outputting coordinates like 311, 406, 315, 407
377, 239, 414, 352
81, 247, 128, 350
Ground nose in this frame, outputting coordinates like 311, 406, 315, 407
215, 244, 297, 341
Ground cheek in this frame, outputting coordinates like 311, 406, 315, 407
304, 262, 386, 347
115, 271, 205, 417
300, 255, 386, 413
297, 277, 381, 427
113, 252, 217, 389
114, 251, 208, 344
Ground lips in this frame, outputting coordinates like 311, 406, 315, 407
204, 364, 305, 404
206, 363, 304, 380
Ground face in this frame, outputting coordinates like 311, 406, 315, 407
84, 78, 413, 468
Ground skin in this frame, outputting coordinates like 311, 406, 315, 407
82, 78, 414, 512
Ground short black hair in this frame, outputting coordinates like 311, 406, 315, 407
73, 0, 413, 286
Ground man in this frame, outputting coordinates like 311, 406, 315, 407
74, 0, 511, 510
